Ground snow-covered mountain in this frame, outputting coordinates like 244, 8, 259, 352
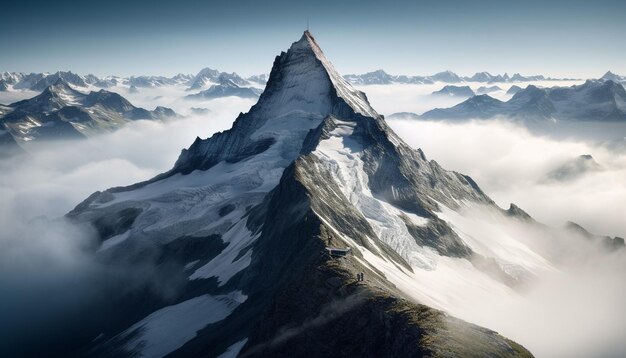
246, 73, 269, 85
599, 70, 625, 83
61, 31, 544, 357
187, 67, 221, 90
0, 79, 176, 149
432, 85, 475, 97
186, 75, 262, 100
422, 80, 626, 121
59, 31, 623, 358
187, 68, 251, 90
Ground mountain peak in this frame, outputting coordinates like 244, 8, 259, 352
276, 31, 379, 118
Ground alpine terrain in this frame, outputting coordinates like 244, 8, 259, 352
0, 79, 176, 152
421, 80, 626, 121
63, 31, 604, 357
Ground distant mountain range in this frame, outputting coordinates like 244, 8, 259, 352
0, 70, 269, 93
185, 75, 262, 100
2, 70, 620, 95
343, 69, 571, 85
418, 79, 626, 121
0, 79, 176, 154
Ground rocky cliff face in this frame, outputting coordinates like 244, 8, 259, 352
64, 31, 537, 357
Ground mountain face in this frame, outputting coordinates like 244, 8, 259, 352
422, 80, 626, 121
0, 79, 176, 147
59, 31, 549, 357
188, 67, 221, 89
431, 85, 475, 97
30, 71, 88, 91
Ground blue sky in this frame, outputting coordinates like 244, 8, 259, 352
1, 0, 625, 78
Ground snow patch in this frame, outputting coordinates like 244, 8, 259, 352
119, 291, 247, 358
189, 218, 260, 285
97, 231, 130, 252
217, 338, 248, 358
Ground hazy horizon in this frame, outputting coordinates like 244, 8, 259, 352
2, 0, 625, 78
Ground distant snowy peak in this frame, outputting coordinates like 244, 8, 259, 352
189, 67, 221, 88
422, 80, 626, 121
600, 70, 625, 83
430, 70, 464, 83
31, 71, 88, 91
546, 154, 602, 182
0, 71, 196, 91
247, 73, 269, 85
188, 68, 250, 90
185, 82, 262, 100
186, 72, 262, 100
432, 85, 475, 97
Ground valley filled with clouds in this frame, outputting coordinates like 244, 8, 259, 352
1, 73, 625, 356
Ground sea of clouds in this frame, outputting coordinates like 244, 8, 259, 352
1, 81, 625, 356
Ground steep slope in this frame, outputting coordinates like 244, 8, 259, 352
64, 31, 538, 357
1, 79, 176, 144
